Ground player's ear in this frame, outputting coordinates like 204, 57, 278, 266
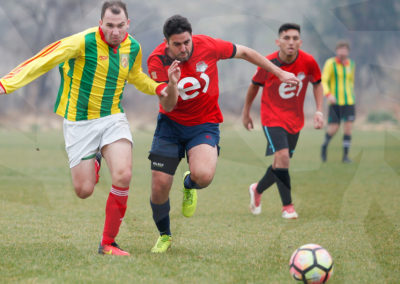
99, 19, 103, 27
299, 39, 303, 48
275, 38, 280, 47
164, 38, 169, 48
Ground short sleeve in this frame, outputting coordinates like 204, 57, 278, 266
212, 37, 236, 60
309, 56, 322, 84
148, 55, 169, 83
251, 67, 268, 86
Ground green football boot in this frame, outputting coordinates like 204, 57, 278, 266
182, 171, 197, 217
151, 235, 172, 253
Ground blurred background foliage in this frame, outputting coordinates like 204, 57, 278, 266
0, 0, 399, 128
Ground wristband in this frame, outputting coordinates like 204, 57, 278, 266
315, 111, 323, 116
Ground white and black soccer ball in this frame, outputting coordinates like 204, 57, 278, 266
289, 244, 333, 284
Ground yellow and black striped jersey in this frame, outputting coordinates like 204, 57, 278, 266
0, 27, 163, 121
321, 57, 355, 106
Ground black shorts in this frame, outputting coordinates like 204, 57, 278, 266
328, 105, 356, 124
263, 126, 299, 158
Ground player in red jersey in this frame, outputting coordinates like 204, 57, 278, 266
146, 15, 300, 253
242, 23, 324, 219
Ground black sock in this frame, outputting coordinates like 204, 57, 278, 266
343, 134, 351, 158
322, 133, 333, 147
184, 173, 201, 189
150, 199, 171, 236
273, 168, 292, 206
256, 165, 276, 194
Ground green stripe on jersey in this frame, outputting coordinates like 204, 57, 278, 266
333, 61, 338, 100
76, 32, 98, 121
117, 38, 140, 111
128, 37, 140, 70
64, 59, 76, 118
343, 63, 348, 104
100, 47, 120, 116
54, 63, 65, 113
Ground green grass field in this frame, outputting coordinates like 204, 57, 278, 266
0, 124, 399, 283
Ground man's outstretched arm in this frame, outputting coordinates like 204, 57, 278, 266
234, 45, 299, 86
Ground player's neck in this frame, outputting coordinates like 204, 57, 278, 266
336, 56, 348, 65
165, 48, 175, 60
278, 51, 298, 64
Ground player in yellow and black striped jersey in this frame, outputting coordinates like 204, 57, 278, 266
321, 40, 356, 163
0, 1, 180, 256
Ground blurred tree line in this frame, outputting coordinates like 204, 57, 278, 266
0, 0, 399, 126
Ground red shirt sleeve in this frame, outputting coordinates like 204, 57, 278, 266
309, 56, 322, 84
251, 67, 268, 86
148, 55, 169, 83
209, 36, 236, 60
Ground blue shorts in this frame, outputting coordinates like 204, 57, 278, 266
149, 113, 220, 175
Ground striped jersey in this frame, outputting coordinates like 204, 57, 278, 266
0, 27, 164, 121
321, 57, 355, 105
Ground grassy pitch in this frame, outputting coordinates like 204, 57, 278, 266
0, 125, 399, 283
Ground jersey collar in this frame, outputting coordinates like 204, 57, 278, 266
277, 50, 299, 66
99, 26, 128, 54
335, 57, 350, 66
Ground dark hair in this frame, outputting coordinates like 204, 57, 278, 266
163, 15, 192, 40
336, 40, 350, 50
278, 23, 301, 35
101, 1, 128, 19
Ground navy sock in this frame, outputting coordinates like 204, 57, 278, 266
184, 173, 201, 189
256, 165, 276, 194
150, 199, 171, 236
322, 133, 333, 147
273, 168, 292, 206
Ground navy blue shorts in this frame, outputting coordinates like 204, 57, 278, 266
263, 126, 299, 158
149, 113, 220, 175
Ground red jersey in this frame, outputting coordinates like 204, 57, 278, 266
252, 50, 321, 134
147, 34, 236, 126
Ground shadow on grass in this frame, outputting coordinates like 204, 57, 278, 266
0, 165, 51, 208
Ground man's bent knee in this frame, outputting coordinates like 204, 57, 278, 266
74, 183, 95, 199
190, 169, 214, 188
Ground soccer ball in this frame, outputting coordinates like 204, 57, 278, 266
289, 244, 333, 284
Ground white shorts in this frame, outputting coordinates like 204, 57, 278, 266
63, 113, 133, 168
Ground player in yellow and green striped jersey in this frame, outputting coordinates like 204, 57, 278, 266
0, 1, 180, 256
321, 40, 356, 163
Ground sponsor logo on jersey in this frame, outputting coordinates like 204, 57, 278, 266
99, 55, 108, 61
178, 73, 210, 100
278, 72, 305, 99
